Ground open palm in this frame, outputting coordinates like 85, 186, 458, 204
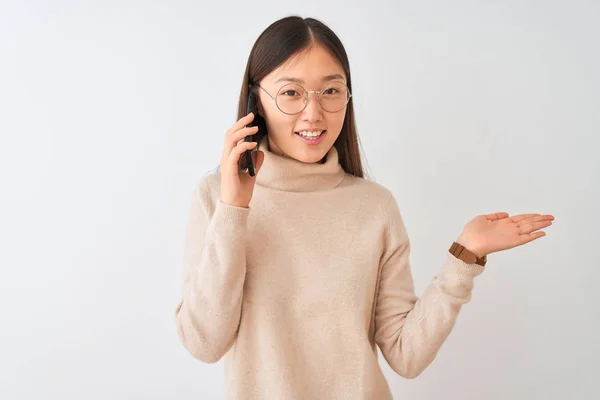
459, 212, 555, 257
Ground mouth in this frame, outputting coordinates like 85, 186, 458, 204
295, 130, 326, 145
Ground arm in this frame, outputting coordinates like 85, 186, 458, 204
374, 193, 485, 378
174, 181, 250, 363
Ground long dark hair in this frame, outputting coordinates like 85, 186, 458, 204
226, 16, 370, 179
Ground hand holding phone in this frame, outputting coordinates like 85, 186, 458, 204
219, 98, 265, 208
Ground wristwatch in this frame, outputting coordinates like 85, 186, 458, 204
449, 241, 487, 266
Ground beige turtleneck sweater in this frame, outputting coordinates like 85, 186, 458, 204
175, 135, 486, 399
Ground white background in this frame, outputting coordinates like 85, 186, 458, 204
1, 1, 598, 399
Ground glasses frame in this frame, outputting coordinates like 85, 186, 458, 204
255, 82, 352, 115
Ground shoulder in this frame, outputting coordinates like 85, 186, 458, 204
197, 168, 221, 193
342, 173, 407, 228
188, 169, 222, 211
339, 173, 398, 209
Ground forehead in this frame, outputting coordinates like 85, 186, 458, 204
265, 45, 346, 85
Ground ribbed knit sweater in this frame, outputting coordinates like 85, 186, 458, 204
175, 135, 486, 399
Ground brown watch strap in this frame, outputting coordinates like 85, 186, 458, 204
449, 241, 487, 266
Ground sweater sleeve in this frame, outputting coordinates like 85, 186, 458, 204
374, 193, 485, 378
174, 181, 250, 363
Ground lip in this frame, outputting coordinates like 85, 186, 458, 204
295, 130, 326, 145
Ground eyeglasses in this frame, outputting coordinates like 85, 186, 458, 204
255, 82, 352, 115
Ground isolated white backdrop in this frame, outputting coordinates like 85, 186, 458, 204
1, 1, 598, 399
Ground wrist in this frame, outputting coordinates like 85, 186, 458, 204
456, 234, 486, 258
220, 199, 250, 209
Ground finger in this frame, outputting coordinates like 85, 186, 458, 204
486, 212, 509, 220
516, 214, 555, 227
223, 114, 256, 156
518, 220, 553, 234
231, 125, 259, 145
225, 112, 255, 139
225, 113, 254, 141
510, 214, 540, 223
224, 127, 259, 160
519, 231, 546, 244
227, 141, 258, 170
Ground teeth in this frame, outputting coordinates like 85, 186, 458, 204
297, 130, 324, 138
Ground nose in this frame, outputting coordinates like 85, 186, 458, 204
300, 92, 323, 122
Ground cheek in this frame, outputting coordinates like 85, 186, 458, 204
327, 113, 346, 134
264, 108, 297, 134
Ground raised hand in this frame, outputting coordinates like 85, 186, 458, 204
220, 112, 265, 208
456, 212, 555, 258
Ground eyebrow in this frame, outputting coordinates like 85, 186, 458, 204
274, 74, 346, 84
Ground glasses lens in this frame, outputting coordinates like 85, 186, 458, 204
276, 83, 307, 114
275, 82, 351, 114
320, 82, 349, 112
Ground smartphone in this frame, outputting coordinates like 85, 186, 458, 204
240, 91, 258, 176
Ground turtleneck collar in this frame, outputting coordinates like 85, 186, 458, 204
255, 135, 346, 192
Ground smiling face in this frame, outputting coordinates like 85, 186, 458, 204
256, 44, 349, 164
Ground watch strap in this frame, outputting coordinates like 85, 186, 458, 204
449, 241, 487, 266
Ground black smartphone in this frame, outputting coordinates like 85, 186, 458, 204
240, 91, 258, 176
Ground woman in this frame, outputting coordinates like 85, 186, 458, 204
175, 15, 554, 399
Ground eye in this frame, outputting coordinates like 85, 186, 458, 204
323, 88, 339, 95
281, 90, 300, 97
